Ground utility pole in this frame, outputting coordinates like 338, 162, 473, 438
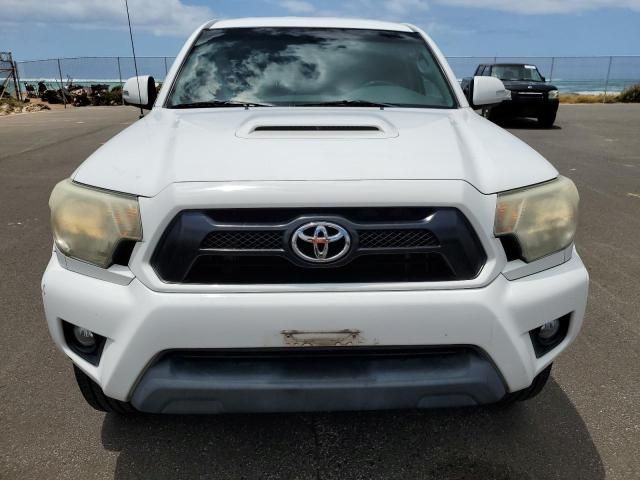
0, 52, 23, 101
57, 58, 67, 108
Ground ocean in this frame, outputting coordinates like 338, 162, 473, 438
15, 55, 640, 95
20, 77, 638, 96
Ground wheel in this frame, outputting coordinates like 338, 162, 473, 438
538, 111, 557, 128
499, 364, 552, 405
73, 365, 137, 414
481, 106, 501, 123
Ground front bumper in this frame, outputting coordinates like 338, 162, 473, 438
494, 98, 559, 118
42, 249, 588, 410
131, 347, 507, 413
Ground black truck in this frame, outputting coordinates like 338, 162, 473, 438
461, 63, 559, 127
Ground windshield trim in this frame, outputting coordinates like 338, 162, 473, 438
162, 26, 460, 110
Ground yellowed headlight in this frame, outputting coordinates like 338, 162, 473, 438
495, 176, 579, 262
49, 179, 142, 268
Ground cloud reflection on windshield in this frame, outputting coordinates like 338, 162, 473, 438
169, 28, 455, 108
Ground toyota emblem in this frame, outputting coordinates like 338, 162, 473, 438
291, 222, 351, 263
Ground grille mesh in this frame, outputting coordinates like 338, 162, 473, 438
358, 229, 439, 249
201, 231, 283, 250
201, 229, 439, 250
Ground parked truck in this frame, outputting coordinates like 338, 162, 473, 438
462, 63, 560, 127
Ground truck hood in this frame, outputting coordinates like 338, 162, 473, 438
502, 80, 557, 92
73, 107, 557, 197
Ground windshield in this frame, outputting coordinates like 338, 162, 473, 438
491, 65, 544, 82
166, 28, 456, 109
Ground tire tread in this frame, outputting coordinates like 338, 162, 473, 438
73, 365, 136, 414
499, 363, 552, 405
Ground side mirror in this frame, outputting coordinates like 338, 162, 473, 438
122, 75, 157, 109
468, 76, 510, 109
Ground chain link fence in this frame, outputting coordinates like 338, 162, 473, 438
17, 57, 177, 89
446, 56, 640, 94
15, 55, 640, 96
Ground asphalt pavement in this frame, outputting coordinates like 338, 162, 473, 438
0, 104, 638, 479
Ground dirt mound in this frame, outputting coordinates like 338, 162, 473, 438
0, 99, 51, 116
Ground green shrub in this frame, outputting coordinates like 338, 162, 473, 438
618, 84, 640, 103
104, 89, 122, 105
560, 93, 618, 104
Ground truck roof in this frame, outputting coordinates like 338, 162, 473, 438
209, 17, 414, 32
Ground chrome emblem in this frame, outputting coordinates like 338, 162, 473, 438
291, 222, 351, 263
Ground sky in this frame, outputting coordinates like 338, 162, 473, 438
1, 0, 639, 61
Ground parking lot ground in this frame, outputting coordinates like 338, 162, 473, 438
1, 104, 639, 480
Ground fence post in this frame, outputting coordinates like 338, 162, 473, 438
603, 56, 613, 103
163, 56, 169, 78
117, 56, 124, 105
57, 58, 67, 108
549, 57, 555, 82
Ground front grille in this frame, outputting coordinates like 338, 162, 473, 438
200, 229, 440, 251
358, 229, 438, 249
202, 231, 282, 250
151, 208, 486, 285
512, 91, 545, 102
186, 253, 454, 284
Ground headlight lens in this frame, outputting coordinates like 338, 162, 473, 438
49, 179, 142, 268
495, 176, 579, 262
548, 89, 559, 99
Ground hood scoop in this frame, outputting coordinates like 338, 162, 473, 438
254, 125, 380, 132
236, 112, 399, 139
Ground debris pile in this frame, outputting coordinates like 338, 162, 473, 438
0, 97, 50, 115
24, 81, 123, 107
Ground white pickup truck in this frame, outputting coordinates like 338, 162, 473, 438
42, 17, 588, 414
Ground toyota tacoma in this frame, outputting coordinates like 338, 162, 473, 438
42, 18, 588, 414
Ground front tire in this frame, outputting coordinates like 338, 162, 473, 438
499, 364, 552, 405
73, 365, 137, 414
481, 106, 501, 123
538, 111, 557, 128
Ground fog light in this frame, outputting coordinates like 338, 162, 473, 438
62, 320, 106, 366
73, 326, 96, 348
529, 314, 571, 358
537, 319, 561, 344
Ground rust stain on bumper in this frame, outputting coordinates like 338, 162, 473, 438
281, 329, 361, 347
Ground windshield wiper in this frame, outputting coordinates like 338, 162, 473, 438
295, 99, 396, 108
168, 100, 274, 109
